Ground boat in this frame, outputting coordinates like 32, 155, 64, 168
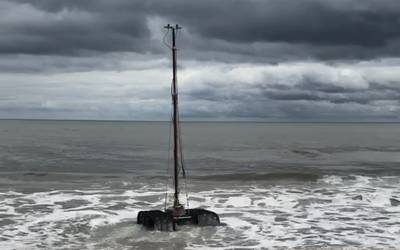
137, 24, 220, 231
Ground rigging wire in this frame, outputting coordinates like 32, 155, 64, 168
164, 88, 173, 211
175, 26, 190, 208
162, 29, 172, 49
177, 102, 186, 177
174, 29, 190, 207
177, 102, 190, 208
163, 27, 173, 210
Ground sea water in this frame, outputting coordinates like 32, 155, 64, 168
0, 120, 399, 249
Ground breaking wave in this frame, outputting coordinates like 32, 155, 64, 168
1, 175, 400, 249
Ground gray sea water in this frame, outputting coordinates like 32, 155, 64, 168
0, 120, 400, 249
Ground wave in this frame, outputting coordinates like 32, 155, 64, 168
192, 172, 321, 182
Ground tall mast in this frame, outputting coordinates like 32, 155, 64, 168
164, 24, 182, 208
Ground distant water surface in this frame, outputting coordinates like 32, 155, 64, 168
0, 120, 399, 249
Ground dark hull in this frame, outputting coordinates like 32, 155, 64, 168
137, 208, 220, 231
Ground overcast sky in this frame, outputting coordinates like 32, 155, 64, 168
1, 0, 400, 121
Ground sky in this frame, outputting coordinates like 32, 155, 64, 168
1, 0, 400, 121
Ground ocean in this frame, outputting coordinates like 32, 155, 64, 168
0, 120, 399, 249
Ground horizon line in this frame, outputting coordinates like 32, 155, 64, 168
0, 118, 399, 123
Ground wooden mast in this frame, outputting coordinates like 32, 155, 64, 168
165, 24, 182, 209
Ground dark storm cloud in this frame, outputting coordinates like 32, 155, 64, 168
158, 0, 400, 60
1, 0, 149, 55
3, 0, 400, 59
156, 0, 400, 47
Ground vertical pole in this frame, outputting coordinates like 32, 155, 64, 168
164, 24, 182, 210
171, 26, 180, 208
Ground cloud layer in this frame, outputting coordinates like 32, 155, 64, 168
4, 0, 400, 59
1, 0, 400, 121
